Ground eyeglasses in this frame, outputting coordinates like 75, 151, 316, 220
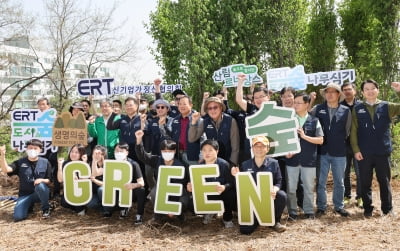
207, 106, 220, 111
156, 106, 166, 109
294, 102, 306, 105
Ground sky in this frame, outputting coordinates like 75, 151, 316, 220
22, 0, 162, 83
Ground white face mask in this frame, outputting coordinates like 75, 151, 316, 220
139, 104, 148, 111
161, 152, 175, 161
114, 152, 126, 161
27, 149, 39, 159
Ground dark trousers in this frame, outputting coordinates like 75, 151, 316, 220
240, 190, 287, 235
344, 151, 361, 199
358, 154, 392, 214
208, 189, 236, 221
61, 196, 85, 213
103, 187, 146, 215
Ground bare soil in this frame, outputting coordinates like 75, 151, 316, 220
1, 173, 400, 251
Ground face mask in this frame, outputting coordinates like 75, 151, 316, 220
27, 149, 39, 159
139, 104, 148, 111
161, 152, 175, 161
114, 152, 126, 161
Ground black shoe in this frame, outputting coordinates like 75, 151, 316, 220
42, 209, 51, 219
305, 214, 315, 219
287, 214, 297, 221
335, 208, 350, 217
316, 209, 326, 217
364, 210, 373, 218
119, 208, 130, 219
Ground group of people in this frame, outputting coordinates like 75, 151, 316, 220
1, 76, 400, 235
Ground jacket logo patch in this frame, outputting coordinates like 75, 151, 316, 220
358, 109, 366, 114
318, 110, 327, 114
206, 124, 214, 129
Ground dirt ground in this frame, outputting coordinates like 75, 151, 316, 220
1, 174, 400, 251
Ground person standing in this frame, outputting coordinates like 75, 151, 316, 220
285, 93, 324, 220
350, 80, 400, 217
340, 82, 363, 208
312, 83, 351, 217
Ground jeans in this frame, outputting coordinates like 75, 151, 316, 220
14, 183, 50, 221
344, 152, 361, 199
317, 154, 346, 211
286, 165, 316, 215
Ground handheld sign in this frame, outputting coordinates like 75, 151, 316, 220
11, 108, 58, 153
245, 101, 300, 157
63, 161, 92, 206
154, 166, 185, 215
189, 164, 224, 214
236, 172, 275, 226
213, 64, 263, 87
102, 160, 133, 208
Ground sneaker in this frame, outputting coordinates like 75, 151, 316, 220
305, 213, 315, 220
223, 220, 234, 228
103, 211, 112, 218
335, 208, 349, 217
356, 198, 363, 208
343, 196, 351, 206
42, 209, 51, 219
272, 222, 287, 233
134, 214, 143, 225
315, 209, 326, 217
119, 208, 130, 219
203, 214, 214, 225
77, 209, 86, 216
287, 214, 297, 221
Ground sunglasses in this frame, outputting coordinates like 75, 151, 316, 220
156, 106, 166, 109
207, 106, 220, 111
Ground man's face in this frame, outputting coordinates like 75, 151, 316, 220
101, 102, 112, 116
155, 103, 168, 116
324, 88, 340, 103
125, 100, 138, 116
113, 102, 122, 115
294, 96, 308, 114
362, 83, 379, 100
342, 85, 356, 100
253, 91, 270, 108
281, 91, 294, 108
207, 101, 222, 120
37, 100, 50, 112
178, 97, 192, 116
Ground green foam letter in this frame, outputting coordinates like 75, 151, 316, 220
63, 161, 92, 206
189, 164, 224, 214
236, 172, 275, 226
102, 160, 133, 208
154, 165, 185, 215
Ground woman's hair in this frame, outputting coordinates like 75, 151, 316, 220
201, 139, 219, 151
67, 144, 86, 161
94, 145, 108, 158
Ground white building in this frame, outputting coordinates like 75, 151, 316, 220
0, 36, 110, 109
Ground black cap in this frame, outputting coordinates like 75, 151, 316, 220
172, 89, 187, 97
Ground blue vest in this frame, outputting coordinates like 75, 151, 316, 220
118, 114, 141, 145
315, 103, 349, 157
170, 113, 200, 161
16, 157, 49, 196
354, 102, 392, 155
203, 114, 232, 162
147, 117, 171, 155
285, 115, 319, 167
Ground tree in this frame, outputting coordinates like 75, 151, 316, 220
43, 0, 138, 111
